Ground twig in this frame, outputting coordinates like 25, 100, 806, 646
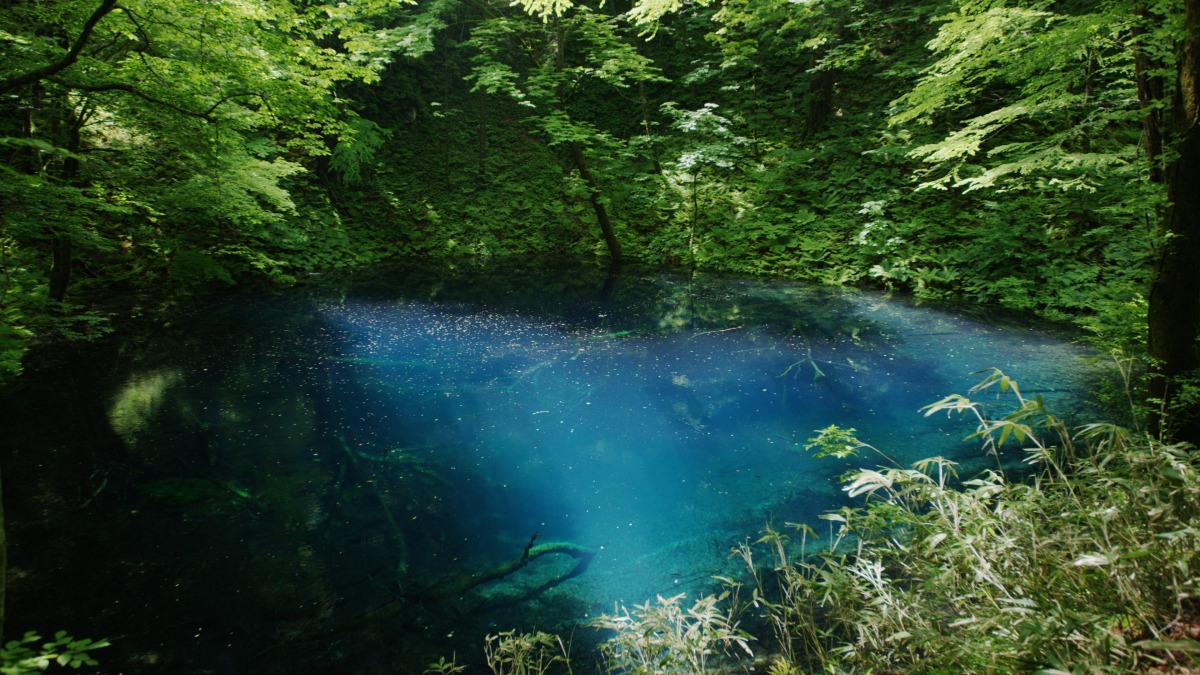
689, 326, 743, 339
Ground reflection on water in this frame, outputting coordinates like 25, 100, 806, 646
1, 261, 1095, 673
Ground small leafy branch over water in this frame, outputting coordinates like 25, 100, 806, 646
435, 370, 1200, 673
0, 631, 108, 674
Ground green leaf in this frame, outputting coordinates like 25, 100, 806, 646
804, 425, 863, 459
1135, 639, 1200, 652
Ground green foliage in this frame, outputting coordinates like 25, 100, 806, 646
423, 656, 468, 674
877, 0, 1160, 325
625, 0, 712, 30
483, 631, 570, 675
744, 372, 1200, 672
803, 425, 863, 460
649, 101, 754, 264
896, 3, 1146, 190
0, 631, 109, 673
509, 0, 576, 21
2, 0, 1195, 668
0, 0, 432, 373
168, 250, 235, 292
592, 591, 754, 673
330, 118, 391, 185
2, 0, 1162, 374
0, 304, 32, 382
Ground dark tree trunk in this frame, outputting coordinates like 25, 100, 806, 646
638, 81, 664, 175
48, 102, 84, 303
804, 66, 836, 139
49, 236, 73, 302
1, 468, 6, 641
552, 18, 621, 264
1134, 2, 1167, 182
0, 0, 119, 94
567, 141, 622, 263
478, 90, 488, 182
1147, 0, 1200, 444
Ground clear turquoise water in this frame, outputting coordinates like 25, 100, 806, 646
1, 261, 1095, 673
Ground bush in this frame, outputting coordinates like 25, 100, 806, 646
744, 369, 1200, 673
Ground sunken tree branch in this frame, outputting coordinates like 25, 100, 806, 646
419, 536, 595, 602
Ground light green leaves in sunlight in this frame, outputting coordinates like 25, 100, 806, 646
804, 425, 864, 459
891, 5, 1147, 192
510, 0, 575, 20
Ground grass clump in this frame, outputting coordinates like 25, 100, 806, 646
747, 369, 1200, 673
592, 591, 754, 673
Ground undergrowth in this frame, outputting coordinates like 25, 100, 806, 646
434, 369, 1200, 673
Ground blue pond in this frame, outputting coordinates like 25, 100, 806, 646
1, 261, 1096, 672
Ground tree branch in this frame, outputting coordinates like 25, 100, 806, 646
419, 539, 595, 601
48, 79, 265, 120
0, 0, 121, 94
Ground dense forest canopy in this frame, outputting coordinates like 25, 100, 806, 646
0, 0, 1197, 428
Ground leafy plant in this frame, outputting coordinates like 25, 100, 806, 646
592, 590, 754, 673
744, 370, 1200, 672
0, 631, 109, 674
0, 305, 32, 383
483, 630, 570, 675
424, 655, 468, 675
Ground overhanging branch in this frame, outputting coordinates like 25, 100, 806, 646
49, 79, 266, 120
0, 0, 121, 94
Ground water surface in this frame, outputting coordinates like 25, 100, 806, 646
2, 261, 1094, 672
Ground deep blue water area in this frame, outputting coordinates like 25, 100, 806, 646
1, 260, 1098, 673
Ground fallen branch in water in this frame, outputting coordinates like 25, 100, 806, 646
419, 538, 595, 602
294, 538, 595, 646
337, 437, 409, 575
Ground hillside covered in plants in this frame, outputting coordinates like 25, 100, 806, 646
3, 0, 1200, 671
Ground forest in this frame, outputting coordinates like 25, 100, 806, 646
2, 0, 1200, 672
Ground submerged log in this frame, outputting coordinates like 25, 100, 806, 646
420, 537, 595, 602
299, 537, 595, 643
336, 437, 409, 575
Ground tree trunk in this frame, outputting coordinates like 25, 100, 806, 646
567, 141, 622, 263
478, 90, 488, 182
689, 171, 699, 269
48, 104, 84, 304
1134, 2, 1167, 182
0, 0, 119, 94
1147, 0, 1200, 443
48, 236, 72, 302
804, 66, 836, 139
1, 468, 7, 641
638, 81, 664, 176
420, 538, 594, 602
552, 18, 621, 264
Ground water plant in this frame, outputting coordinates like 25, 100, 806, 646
745, 369, 1200, 672
424, 655, 468, 674
591, 590, 754, 673
483, 631, 570, 675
